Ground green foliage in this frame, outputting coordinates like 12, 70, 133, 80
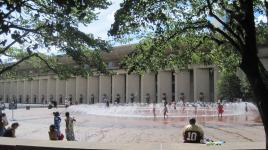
110, 0, 267, 75
217, 73, 242, 101
0, 0, 112, 77
240, 75, 254, 100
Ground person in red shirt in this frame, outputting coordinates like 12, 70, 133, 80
217, 103, 224, 119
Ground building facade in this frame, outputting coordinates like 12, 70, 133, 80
6, 44, 268, 104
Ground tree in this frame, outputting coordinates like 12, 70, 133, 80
218, 73, 242, 101
109, 0, 268, 147
0, 0, 111, 78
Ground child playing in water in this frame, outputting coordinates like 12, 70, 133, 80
217, 103, 224, 119
163, 105, 168, 119
152, 103, 156, 120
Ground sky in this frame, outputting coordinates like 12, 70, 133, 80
79, 0, 123, 44
1, 1, 268, 63
83, 1, 267, 43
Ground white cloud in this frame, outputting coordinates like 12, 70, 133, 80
79, 0, 122, 41
257, 15, 267, 24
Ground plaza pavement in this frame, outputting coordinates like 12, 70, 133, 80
0, 137, 265, 150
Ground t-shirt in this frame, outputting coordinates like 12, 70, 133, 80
3, 128, 14, 137
65, 117, 75, 131
182, 124, 204, 143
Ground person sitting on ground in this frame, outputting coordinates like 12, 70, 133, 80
0, 115, 5, 136
65, 112, 76, 141
3, 122, 19, 138
182, 118, 204, 143
48, 124, 58, 140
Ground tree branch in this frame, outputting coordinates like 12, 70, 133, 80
0, 53, 36, 74
209, 23, 242, 52
206, 0, 245, 48
0, 31, 30, 54
34, 54, 59, 74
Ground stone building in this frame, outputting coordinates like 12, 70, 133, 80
0, 45, 267, 104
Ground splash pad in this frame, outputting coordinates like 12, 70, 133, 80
67, 102, 259, 118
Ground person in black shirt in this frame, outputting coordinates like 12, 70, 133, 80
3, 122, 19, 138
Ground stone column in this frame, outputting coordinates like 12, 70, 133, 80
23, 80, 26, 103
125, 74, 129, 103
29, 80, 33, 104
99, 75, 112, 103
16, 80, 18, 101
140, 73, 156, 103
75, 76, 78, 103
55, 78, 59, 103
214, 67, 220, 102
86, 75, 89, 104
157, 71, 172, 103
140, 75, 144, 103
193, 67, 198, 102
3, 82, 6, 102
38, 78, 41, 103
65, 80, 67, 100
88, 76, 99, 104
46, 77, 50, 102
98, 75, 101, 103
112, 74, 126, 103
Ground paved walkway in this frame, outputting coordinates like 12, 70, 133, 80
0, 137, 265, 150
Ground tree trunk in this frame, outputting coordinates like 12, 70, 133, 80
241, 56, 268, 149
240, 1, 268, 148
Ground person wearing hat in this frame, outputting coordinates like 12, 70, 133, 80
182, 118, 204, 143
53, 112, 61, 137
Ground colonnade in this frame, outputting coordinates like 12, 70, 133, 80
0, 65, 219, 104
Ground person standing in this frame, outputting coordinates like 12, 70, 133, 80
65, 112, 76, 141
116, 94, 120, 104
162, 93, 167, 107
163, 105, 168, 119
217, 103, 224, 119
152, 103, 156, 120
53, 112, 61, 138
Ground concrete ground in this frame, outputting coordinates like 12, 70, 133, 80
0, 106, 265, 149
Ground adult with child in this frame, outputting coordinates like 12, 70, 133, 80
3, 122, 19, 138
65, 112, 76, 141
182, 118, 204, 143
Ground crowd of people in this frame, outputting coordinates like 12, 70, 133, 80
0, 109, 77, 141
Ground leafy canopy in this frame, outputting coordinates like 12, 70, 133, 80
0, 0, 112, 79
109, 0, 268, 74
